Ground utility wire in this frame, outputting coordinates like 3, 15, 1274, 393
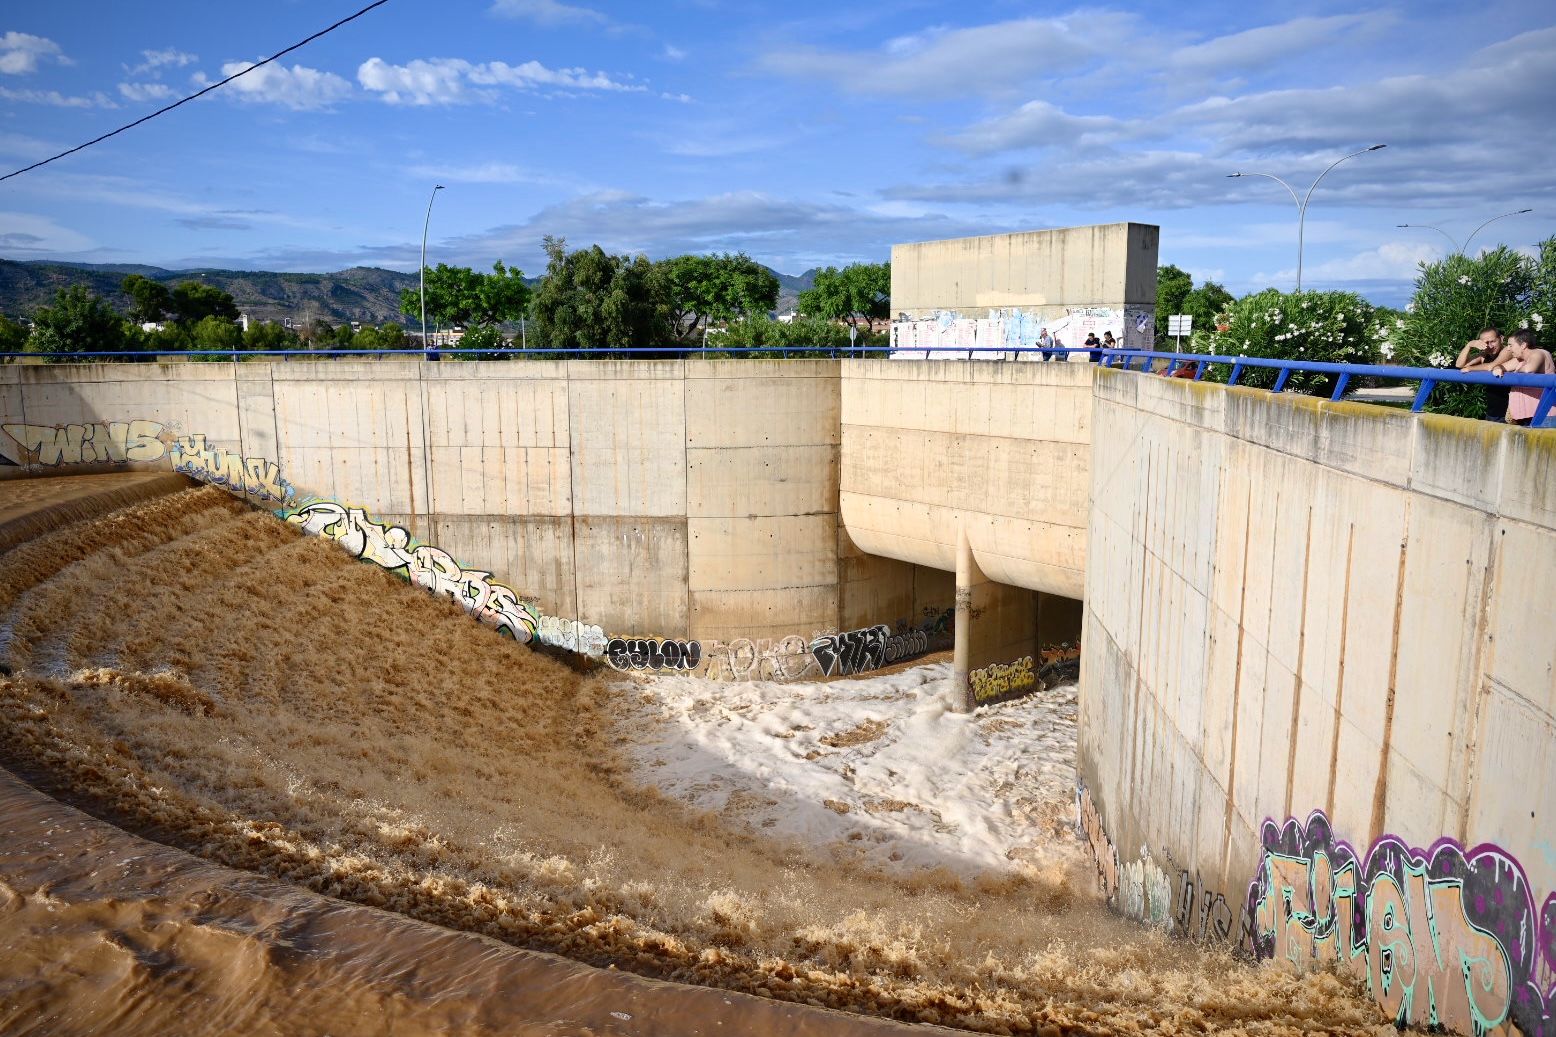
0, 0, 391, 184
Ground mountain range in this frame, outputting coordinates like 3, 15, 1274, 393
0, 259, 819, 325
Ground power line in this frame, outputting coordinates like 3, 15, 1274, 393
0, 0, 392, 184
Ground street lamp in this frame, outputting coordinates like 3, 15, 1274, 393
419, 184, 445, 350
1228, 144, 1386, 292
1399, 209, 1534, 256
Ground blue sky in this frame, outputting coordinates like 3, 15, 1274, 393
1, 0, 1552, 305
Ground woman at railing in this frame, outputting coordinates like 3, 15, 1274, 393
1491, 330, 1555, 426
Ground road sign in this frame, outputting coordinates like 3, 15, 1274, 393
1167, 315, 1193, 336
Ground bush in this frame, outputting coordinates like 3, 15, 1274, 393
710, 316, 886, 357
1391, 241, 1551, 417
28, 286, 132, 360
1206, 288, 1378, 395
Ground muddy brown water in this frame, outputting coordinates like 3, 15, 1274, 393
0, 476, 1391, 1036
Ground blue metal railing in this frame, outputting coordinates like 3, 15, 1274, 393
1089, 347, 1556, 426
3, 345, 1552, 425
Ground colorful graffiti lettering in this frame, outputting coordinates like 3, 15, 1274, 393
169, 433, 292, 502
969, 655, 1037, 705
285, 500, 538, 643
0, 420, 291, 502
1248, 811, 1555, 1036
1, 419, 166, 466
605, 638, 703, 672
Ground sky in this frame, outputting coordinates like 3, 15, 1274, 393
0, 0, 1552, 306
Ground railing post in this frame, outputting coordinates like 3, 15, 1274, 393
1272, 368, 1292, 393
1533, 386, 1555, 428
1412, 378, 1437, 412
1330, 372, 1350, 400
1228, 362, 1244, 386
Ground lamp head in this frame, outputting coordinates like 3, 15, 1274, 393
1367, 144, 1387, 151
1227, 173, 1244, 178
1515, 208, 1532, 214
434, 184, 445, 191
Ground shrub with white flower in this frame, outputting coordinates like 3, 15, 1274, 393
1207, 287, 1378, 394
1394, 237, 1554, 416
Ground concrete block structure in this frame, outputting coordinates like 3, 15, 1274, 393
890, 222, 1160, 354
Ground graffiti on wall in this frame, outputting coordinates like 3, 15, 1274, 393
1076, 784, 1246, 944
969, 655, 1037, 706
3, 415, 958, 683
1248, 811, 1554, 1036
1078, 785, 1121, 903
0, 420, 293, 502
535, 615, 608, 658
285, 500, 539, 643
889, 307, 1142, 359
606, 638, 703, 672
810, 623, 930, 677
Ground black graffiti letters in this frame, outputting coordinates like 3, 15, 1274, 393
605, 638, 703, 671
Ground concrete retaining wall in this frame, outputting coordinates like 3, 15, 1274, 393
1079, 369, 1556, 1035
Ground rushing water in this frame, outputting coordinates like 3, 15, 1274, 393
0, 476, 1386, 1035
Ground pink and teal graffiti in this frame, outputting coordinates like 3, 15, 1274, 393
1248, 811, 1554, 1036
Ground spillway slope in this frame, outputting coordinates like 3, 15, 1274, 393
0, 478, 1386, 1035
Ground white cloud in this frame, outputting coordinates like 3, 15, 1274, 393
0, 85, 114, 108
118, 81, 177, 103
488, 0, 608, 27
125, 48, 197, 77
1262, 241, 1443, 284
0, 31, 67, 75
662, 44, 686, 62
1169, 13, 1393, 75
757, 15, 1142, 98
209, 61, 353, 110
946, 100, 1130, 154
0, 211, 93, 253
406, 160, 573, 186
357, 56, 643, 105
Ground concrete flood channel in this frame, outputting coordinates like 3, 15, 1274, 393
0, 475, 1386, 1035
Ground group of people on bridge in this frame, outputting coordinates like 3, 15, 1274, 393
1456, 327, 1554, 426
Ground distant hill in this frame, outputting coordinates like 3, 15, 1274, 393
0, 259, 825, 324
774, 267, 819, 313
0, 260, 419, 325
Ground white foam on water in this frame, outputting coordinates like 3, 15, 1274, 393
619, 662, 1081, 876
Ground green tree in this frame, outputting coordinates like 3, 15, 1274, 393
656, 252, 779, 343
0, 314, 29, 354
169, 281, 240, 325
1391, 243, 1546, 416
244, 320, 300, 350
28, 285, 130, 358
398, 261, 531, 333
1183, 281, 1235, 346
1207, 288, 1377, 395
1154, 264, 1194, 344
710, 315, 887, 357
798, 262, 889, 331
529, 237, 665, 353
121, 274, 173, 325
189, 314, 242, 348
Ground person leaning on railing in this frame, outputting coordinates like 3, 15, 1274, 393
1488, 329, 1555, 426
1456, 326, 1508, 421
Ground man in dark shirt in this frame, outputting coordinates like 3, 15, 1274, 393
1457, 327, 1507, 421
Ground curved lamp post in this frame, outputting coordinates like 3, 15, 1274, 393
419, 184, 445, 349
1229, 144, 1386, 292
1399, 209, 1533, 256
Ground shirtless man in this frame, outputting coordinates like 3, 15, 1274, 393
1457, 327, 1508, 421
1489, 329, 1555, 426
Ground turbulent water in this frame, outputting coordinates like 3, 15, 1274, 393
0, 476, 1389, 1035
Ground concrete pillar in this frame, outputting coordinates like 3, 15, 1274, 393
952, 525, 975, 712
